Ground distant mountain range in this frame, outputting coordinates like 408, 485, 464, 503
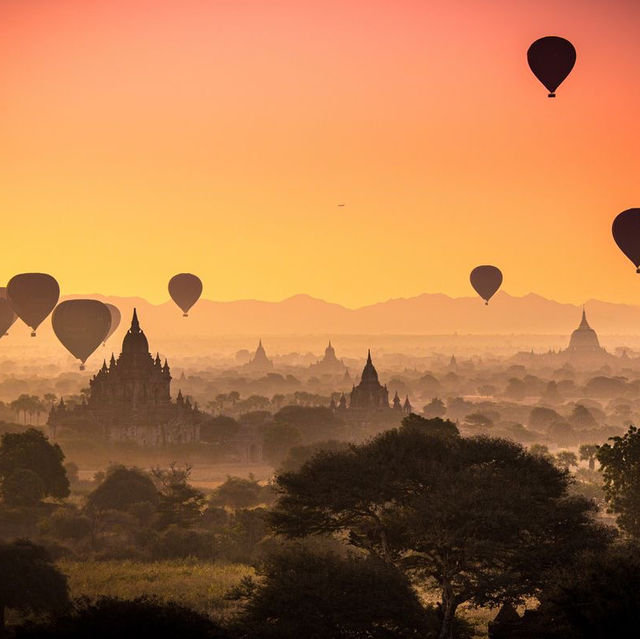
57, 291, 640, 337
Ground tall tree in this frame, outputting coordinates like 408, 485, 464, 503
151, 463, 206, 529
272, 427, 612, 639
579, 444, 599, 471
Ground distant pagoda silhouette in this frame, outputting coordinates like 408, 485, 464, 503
349, 350, 390, 410
243, 339, 274, 373
309, 340, 346, 375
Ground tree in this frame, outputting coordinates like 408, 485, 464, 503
262, 423, 302, 466
529, 444, 550, 458
1, 469, 45, 506
597, 425, 640, 538
200, 416, 240, 443
86, 465, 159, 513
151, 464, 206, 529
569, 405, 597, 430
423, 398, 446, 419
528, 407, 561, 430
273, 406, 345, 442
14, 596, 229, 639
279, 440, 352, 474
555, 451, 578, 470
0, 539, 69, 634
272, 429, 612, 639
463, 412, 493, 431
579, 444, 599, 471
209, 475, 272, 509
510, 543, 640, 639
400, 414, 459, 439
0, 429, 69, 502
233, 545, 438, 639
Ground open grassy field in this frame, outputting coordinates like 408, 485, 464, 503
57, 559, 254, 622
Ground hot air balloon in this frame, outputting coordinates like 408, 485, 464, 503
470, 265, 503, 305
0, 288, 17, 337
527, 36, 576, 97
103, 303, 121, 345
7, 273, 60, 336
52, 300, 112, 370
168, 273, 203, 317
612, 209, 640, 273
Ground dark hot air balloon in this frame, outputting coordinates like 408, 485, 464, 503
527, 36, 576, 97
103, 303, 121, 345
612, 209, 640, 273
470, 265, 503, 305
7, 273, 60, 336
169, 273, 202, 317
52, 300, 112, 370
0, 288, 17, 337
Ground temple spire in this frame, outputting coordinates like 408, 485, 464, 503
579, 307, 590, 329
131, 308, 140, 333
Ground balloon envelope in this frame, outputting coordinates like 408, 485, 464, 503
527, 36, 576, 97
0, 288, 17, 336
104, 303, 121, 343
168, 273, 203, 316
52, 300, 112, 369
612, 208, 640, 273
7, 273, 60, 336
470, 265, 503, 304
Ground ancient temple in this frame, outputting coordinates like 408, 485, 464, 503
309, 341, 346, 375
566, 309, 604, 355
243, 339, 274, 373
349, 350, 389, 410
49, 309, 202, 445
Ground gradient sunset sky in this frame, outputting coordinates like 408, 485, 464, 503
1, 0, 640, 307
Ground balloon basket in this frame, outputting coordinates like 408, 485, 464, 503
30, 331, 36, 337
183, 313, 188, 317
547, 93, 556, 98
636, 267, 640, 274
79, 364, 85, 371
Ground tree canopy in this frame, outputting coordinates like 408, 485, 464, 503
233, 545, 436, 639
272, 426, 612, 639
0, 429, 69, 503
597, 425, 640, 538
0, 539, 69, 633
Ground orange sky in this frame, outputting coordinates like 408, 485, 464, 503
1, 0, 640, 308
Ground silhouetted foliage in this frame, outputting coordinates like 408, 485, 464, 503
209, 475, 274, 509
152, 464, 206, 529
400, 414, 459, 438
272, 429, 613, 639
232, 545, 440, 639
262, 423, 301, 466
505, 543, 640, 638
200, 416, 241, 443
597, 425, 640, 538
86, 465, 158, 513
0, 429, 69, 502
14, 596, 229, 639
0, 539, 69, 633
279, 440, 351, 474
